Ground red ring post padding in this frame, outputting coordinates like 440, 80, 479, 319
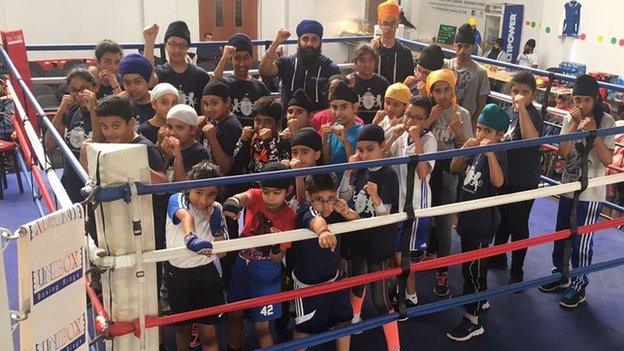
106, 216, 624, 338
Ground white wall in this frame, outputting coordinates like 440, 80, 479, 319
404, 0, 624, 76
0, 0, 198, 60
259, 0, 367, 63
531, 0, 624, 75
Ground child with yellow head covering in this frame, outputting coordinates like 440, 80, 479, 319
420, 69, 475, 299
374, 82, 412, 138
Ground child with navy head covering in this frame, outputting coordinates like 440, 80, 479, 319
338, 123, 401, 351
119, 53, 154, 124
259, 19, 341, 115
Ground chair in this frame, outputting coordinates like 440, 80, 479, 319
31, 84, 56, 98
0, 140, 24, 200
28, 61, 45, 77
35, 94, 60, 110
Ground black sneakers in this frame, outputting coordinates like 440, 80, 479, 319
447, 317, 484, 341
538, 278, 570, 293
559, 288, 586, 309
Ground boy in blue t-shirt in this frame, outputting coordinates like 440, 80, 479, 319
291, 173, 358, 350
447, 104, 509, 342
165, 161, 228, 351
321, 81, 362, 175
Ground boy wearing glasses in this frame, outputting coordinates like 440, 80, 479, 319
373, 0, 414, 84
143, 21, 210, 115
290, 173, 358, 350
385, 96, 437, 308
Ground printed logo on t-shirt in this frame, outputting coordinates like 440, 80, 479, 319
359, 90, 382, 110
455, 69, 473, 108
179, 89, 196, 108
353, 189, 376, 217
65, 122, 92, 150
463, 164, 483, 194
233, 96, 255, 117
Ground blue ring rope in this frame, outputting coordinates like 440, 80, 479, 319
261, 256, 624, 351
93, 126, 624, 202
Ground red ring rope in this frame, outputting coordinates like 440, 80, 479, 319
106, 216, 624, 337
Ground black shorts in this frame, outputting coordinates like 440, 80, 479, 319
165, 262, 225, 326
293, 275, 353, 334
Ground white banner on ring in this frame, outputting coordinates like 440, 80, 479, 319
17, 204, 87, 351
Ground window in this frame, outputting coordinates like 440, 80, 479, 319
235, 0, 243, 27
216, 0, 223, 27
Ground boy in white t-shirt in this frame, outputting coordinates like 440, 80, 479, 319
165, 160, 228, 351
385, 95, 437, 309
373, 82, 411, 139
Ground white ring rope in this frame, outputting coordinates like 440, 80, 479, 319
97, 172, 624, 269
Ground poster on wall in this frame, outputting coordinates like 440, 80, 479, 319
562, 0, 581, 37
501, 4, 524, 63
17, 204, 88, 351
428, 0, 486, 16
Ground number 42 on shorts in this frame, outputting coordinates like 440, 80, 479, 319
260, 305, 274, 316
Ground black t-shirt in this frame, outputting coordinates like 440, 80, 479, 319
377, 40, 415, 84
347, 166, 399, 261
276, 54, 341, 114
354, 73, 389, 124
457, 152, 507, 243
204, 113, 243, 160
291, 202, 344, 285
131, 101, 155, 124
503, 104, 544, 189
95, 77, 123, 100
60, 105, 92, 203
233, 136, 291, 175
221, 75, 270, 127
130, 134, 167, 249
155, 63, 209, 115
137, 120, 160, 145
174, 141, 210, 172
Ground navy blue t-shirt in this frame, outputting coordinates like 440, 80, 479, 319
354, 73, 389, 124
203, 113, 243, 160
276, 54, 341, 114
131, 100, 155, 124
221, 75, 270, 127
155, 63, 209, 115
377, 40, 415, 84
503, 104, 543, 188
137, 120, 160, 145
457, 151, 507, 243
175, 141, 210, 172
60, 105, 92, 203
347, 166, 399, 261
291, 201, 345, 285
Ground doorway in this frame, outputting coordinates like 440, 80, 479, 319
198, 0, 258, 41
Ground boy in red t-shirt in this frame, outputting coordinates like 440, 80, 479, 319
222, 162, 295, 350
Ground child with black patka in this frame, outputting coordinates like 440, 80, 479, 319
291, 173, 358, 350
447, 104, 509, 341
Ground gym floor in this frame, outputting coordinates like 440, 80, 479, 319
2, 172, 623, 351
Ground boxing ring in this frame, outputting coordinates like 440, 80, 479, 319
2, 31, 624, 350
